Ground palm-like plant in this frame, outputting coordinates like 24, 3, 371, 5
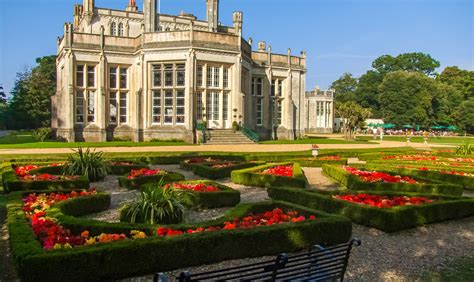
63, 147, 111, 182
123, 181, 189, 224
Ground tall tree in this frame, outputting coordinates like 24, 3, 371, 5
372, 52, 440, 76
330, 73, 358, 103
378, 71, 440, 127
355, 70, 384, 117
455, 98, 474, 134
336, 101, 372, 140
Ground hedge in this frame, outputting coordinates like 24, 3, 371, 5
268, 186, 474, 232
291, 157, 347, 167
7, 191, 352, 281
118, 171, 185, 189
187, 161, 264, 180
363, 163, 474, 191
108, 162, 150, 175
29, 165, 64, 175
231, 162, 307, 188
322, 164, 464, 196
2, 171, 89, 193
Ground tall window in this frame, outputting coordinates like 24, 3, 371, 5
277, 101, 282, 125
197, 65, 203, 87
212, 91, 219, 120
109, 66, 128, 124
271, 78, 284, 96
252, 77, 263, 96
110, 22, 117, 36
196, 91, 203, 121
256, 98, 263, 126
206, 93, 212, 120
75, 64, 96, 124
206, 66, 220, 88
223, 67, 229, 89
223, 92, 229, 121
118, 23, 124, 37
151, 63, 186, 125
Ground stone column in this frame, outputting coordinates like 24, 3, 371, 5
233, 55, 243, 126
186, 49, 196, 133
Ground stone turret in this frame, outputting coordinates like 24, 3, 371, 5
207, 0, 219, 32
83, 0, 94, 24
144, 0, 159, 32
233, 11, 243, 36
126, 0, 138, 12
258, 41, 266, 52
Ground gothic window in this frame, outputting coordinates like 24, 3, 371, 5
109, 66, 128, 125
196, 91, 203, 121
75, 64, 96, 124
256, 97, 263, 126
223, 67, 229, 89
252, 77, 263, 96
110, 22, 117, 36
150, 63, 186, 125
223, 92, 229, 121
197, 65, 203, 87
118, 23, 124, 37
271, 78, 284, 97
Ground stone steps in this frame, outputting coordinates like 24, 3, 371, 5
205, 130, 256, 145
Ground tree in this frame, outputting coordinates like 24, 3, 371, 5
355, 70, 384, 117
455, 98, 474, 134
378, 71, 440, 127
336, 101, 372, 140
437, 66, 474, 100
330, 73, 358, 103
0, 84, 7, 129
372, 52, 440, 76
6, 55, 56, 129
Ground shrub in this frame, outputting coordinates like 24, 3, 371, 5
120, 183, 188, 224
107, 161, 149, 175
63, 147, 111, 182
32, 127, 53, 142
2, 171, 89, 193
188, 161, 264, 180
292, 157, 347, 167
456, 142, 473, 155
268, 186, 474, 232
231, 162, 307, 188
7, 191, 352, 281
322, 164, 464, 196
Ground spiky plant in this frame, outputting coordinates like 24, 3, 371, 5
63, 147, 110, 182
123, 180, 189, 224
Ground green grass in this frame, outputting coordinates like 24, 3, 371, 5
422, 256, 474, 281
358, 136, 473, 145
0, 131, 190, 148
260, 137, 376, 144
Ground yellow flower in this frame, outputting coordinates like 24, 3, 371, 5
85, 237, 97, 245
131, 230, 146, 239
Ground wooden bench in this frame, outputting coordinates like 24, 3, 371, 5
154, 238, 361, 281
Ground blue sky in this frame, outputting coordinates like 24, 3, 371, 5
0, 0, 472, 96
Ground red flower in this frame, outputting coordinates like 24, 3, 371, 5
261, 166, 293, 177
128, 168, 162, 179
167, 182, 220, 193
334, 193, 433, 208
343, 166, 419, 184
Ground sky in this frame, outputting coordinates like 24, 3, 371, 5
0, 0, 472, 96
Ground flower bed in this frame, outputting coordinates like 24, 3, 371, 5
118, 169, 185, 189
2, 170, 89, 193
168, 180, 240, 208
268, 186, 474, 232
7, 191, 351, 281
291, 156, 348, 167
231, 162, 307, 188
322, 164, 463, 196
187, 160, 263, 180
107, 161, 149, 175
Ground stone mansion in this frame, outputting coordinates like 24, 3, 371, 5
52, 0, 334, 143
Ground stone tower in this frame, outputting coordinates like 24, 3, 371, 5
83, 0, 94, 24
144, 0, 158, 32
207, 0, 219, 32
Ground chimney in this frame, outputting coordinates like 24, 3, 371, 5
143, 0, 158, 32
83, 0, 94, 24
126, 0, 138, 12
258, 41, 266, 52
206, 0, 219, 32
233, 11, 243, 36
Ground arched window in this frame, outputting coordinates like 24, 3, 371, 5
118, 23, 124, 37
110, 22, 117, 36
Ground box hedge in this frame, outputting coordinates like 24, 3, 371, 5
231, 162, 307, 188
107, 162, 150, 175
118, 171, 185, 189
363, 163, 474, 190
268, 186, 474, 232
7, 191, 352, 281
170, 180, 240, 209
291, 157, 347, 167
2, 171, 89, 193
322, 164, 464, 196
187, 161, 264, 179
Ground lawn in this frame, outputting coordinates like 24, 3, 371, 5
0, 131, 190, 148
358, 135, 473, 145
422, 256, 474, 281
260, 137, 376, 144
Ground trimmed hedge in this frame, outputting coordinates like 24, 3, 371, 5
268, 186, 474, 232
7, 191, 352, 281
108, 162, 150, 175
172, 180, 240, 209
322, 164, 464, 196
231, 162, 307, 188
118, 171, 185, 189
292, 157, 347, 167
188, 162, 264, 180
363, 163, 474, 190
2, 171, 89, 193
29, 165, 64, 175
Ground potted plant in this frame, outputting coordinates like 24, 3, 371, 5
232, 121, 239, 133
311, 144, 319, 157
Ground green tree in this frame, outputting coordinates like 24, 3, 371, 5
455, 98, 474, 134
336, 101, 372, 140
330, 73, 358, 103
355, 70, 384, 117
372, 52, 440, 76
378, 71, 442, 127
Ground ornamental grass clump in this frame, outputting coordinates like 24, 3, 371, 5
123, 180, 189, 224
63, 147, 111, 182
